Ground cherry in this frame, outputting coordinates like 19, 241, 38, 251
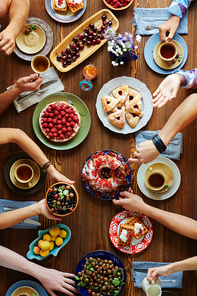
66, 48, 71, 54
73, 36, 78, 43
79, 44, 84, 50
89, 23, 94, 29
76, 52, 80, 58
96, 38, 101, 44
72, 56, 77, 62
102, 15, 107, 21
84, 27, 89, 33
78, 33, 83, 39
57, 55, 62, 61
62, 61, 67, 68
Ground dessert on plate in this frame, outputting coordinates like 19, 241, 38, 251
39, 101, 81, 142
124, 216, 148, 240
117, 224, 134, 246
53, 0, 68, 12
84, 153, 127, 193
101, 85, 143, 129
66, 0, 84, 14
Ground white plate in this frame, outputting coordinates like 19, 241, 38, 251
96, 76, 153, 134
137, 156, 181, 200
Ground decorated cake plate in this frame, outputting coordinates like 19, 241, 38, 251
81, 150, 131, 200
109, 210, 153, 254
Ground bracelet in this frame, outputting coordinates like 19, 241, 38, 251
42, 161, 52, 172
152, 134, 167, 153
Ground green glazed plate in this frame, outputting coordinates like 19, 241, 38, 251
32, 92, 91, 150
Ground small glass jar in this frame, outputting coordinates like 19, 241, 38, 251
79, 79, 93, 91
83, 64, 97, 80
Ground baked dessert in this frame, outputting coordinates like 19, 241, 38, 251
101, 95, 120, 112
124, 216, 148, 240
53, 0, 67, 12
108, 106, 125, 128
66, 0, 84, 14
117, 224, 134, 246
39, 101, 81, 142
101, 85, 143, 129
84, 154, 127, 193
112, 85, 129, 103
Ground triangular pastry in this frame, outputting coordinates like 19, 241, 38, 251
112, 85, 129, 103
108, 106, 125, 129
110, 102, 124, 113
126, 97, 143, 117
125, 88, 142, 107
126, 110, 140, 128
101, 95, 119, 112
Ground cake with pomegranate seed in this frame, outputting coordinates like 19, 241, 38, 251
53, 0, 67, 12
39, 101, 81, 142
66, 0, 84, 14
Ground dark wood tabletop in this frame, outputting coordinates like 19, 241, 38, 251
0, 0, 196, 295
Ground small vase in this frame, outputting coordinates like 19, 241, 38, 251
110, 50, 138, 65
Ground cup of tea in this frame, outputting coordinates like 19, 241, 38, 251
144, 165, 166, 192
31, 54, 50, 74
14, 163, 34, 187
142, 277, 162, 296
159, 41, 177, 62
11, 286, 39, 296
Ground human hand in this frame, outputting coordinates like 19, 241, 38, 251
128, 140, 159, 164
159, 15, 181, 42
37, 199, 61, 221
14, 74, 43, 94
112, 189, 147, 212
152, 74, 182, 108
147, 265, 171, 281
39, 269, 78, 296
0, 27, 16, 55
47, 166, 75, 185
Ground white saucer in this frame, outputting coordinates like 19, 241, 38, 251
137, 156, 181, 200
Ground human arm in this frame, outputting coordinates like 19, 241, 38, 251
0, 246, 78, 296
0, 199, 61, 229
147, 256, 197, 280
112, 190, 197, 239
0, 74, 43, 115
0, 128, 74, 184
0, 0, 30, 55
129, 92, 197, 164
159, 0, 193, 42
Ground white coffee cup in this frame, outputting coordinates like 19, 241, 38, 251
14, 163, 34, 187
142, 277, 162, 296
31, 54, 50, 74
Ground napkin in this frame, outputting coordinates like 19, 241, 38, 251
136, 130, 183, 161
132, 261, 183, 288
13, 66, 64, 113
133, 8, 188, 35
0, 199, 40, 229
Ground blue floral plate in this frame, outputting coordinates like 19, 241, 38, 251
81, 150, 131, 200
27, 224, 71, 260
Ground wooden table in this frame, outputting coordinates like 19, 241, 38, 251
0, 0, 196, 295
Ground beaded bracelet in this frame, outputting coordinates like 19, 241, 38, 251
152, 134, 167, 153
42, 161, 52, 172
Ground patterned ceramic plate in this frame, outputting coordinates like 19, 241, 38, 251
81, 150, 131, 200
109, 210, 153, 254
96, 76, 153, 134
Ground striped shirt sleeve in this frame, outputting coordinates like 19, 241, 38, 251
173, 68, 197, 89
168, 0, 193, 18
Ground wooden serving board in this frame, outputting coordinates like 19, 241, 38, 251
50, 9, 119, 72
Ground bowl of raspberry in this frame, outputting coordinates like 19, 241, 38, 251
103, 0, 133, 10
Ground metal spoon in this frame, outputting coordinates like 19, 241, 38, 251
145, 25, 158, 30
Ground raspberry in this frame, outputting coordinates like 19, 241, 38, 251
66, 122, 70, 127
49, 113, 54, 117
57, 115, 62, 119
57, 120, 62, 124
65, 113, 69, 118
56, 106, 61, 111
67, 108, 72, 114
73, 116, 78, 122
49, 133, 53, 138
68, 117, 72, 122
54, 110, 59, 115
67, 132, 71, 137
59, 134, 64, 139
70, 113, 74, 118
70, 122, 75, 127
57, 124, 62, 129
44, 111, 49, 117
51, 128, 56, 133
61, 118, 66, 124
51, 104, 56, 109
46, 107, 51, 112
61, 106, 66, 111
46, 128, 50, 133
67, 127, 72, 132
52, 119, 57, 124
60, 111, 65, 116
53, 133, 57, 137
48, 123, 53, 128
57, 130, 62, 135
48, 118, 52, 123
62, 128, 67, 133
43, 123, 48, 128
43, 118, 47, 122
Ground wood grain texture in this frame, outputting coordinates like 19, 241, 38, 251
0, 0, 197, 295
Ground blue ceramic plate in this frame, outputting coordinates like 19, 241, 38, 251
45, 0, 87, 23
6, 280, 47, 296
75, 250, 126, 296
81, 150, 131, 200
27, 224, 71, 260
144, 33, 188, 75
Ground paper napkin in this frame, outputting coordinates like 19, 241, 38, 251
13, 66, 64, 113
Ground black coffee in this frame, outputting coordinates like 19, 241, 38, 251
148, 173, 164, 188
16, 165, 32, 181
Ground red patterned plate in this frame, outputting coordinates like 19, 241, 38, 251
109, 210, 153, 254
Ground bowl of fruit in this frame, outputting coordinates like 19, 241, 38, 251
46, 183, 79, 217
103, 0, 133, 10
27, 224, 71, 260
75, 250, 126, 296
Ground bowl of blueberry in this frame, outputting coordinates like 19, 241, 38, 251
46, 183, 79, 217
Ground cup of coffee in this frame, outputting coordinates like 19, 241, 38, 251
144, 165, 166, 192
14, 163, 34, 187
31, 54, 50, 74
159, 41, 177, 62
142, 277, 162, 296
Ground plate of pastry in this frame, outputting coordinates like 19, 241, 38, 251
45, 0, 86, 23
96, 76, 153, 134
109, 210, 153, 254
14, 17, 53, 61
81, 150, 131, 200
